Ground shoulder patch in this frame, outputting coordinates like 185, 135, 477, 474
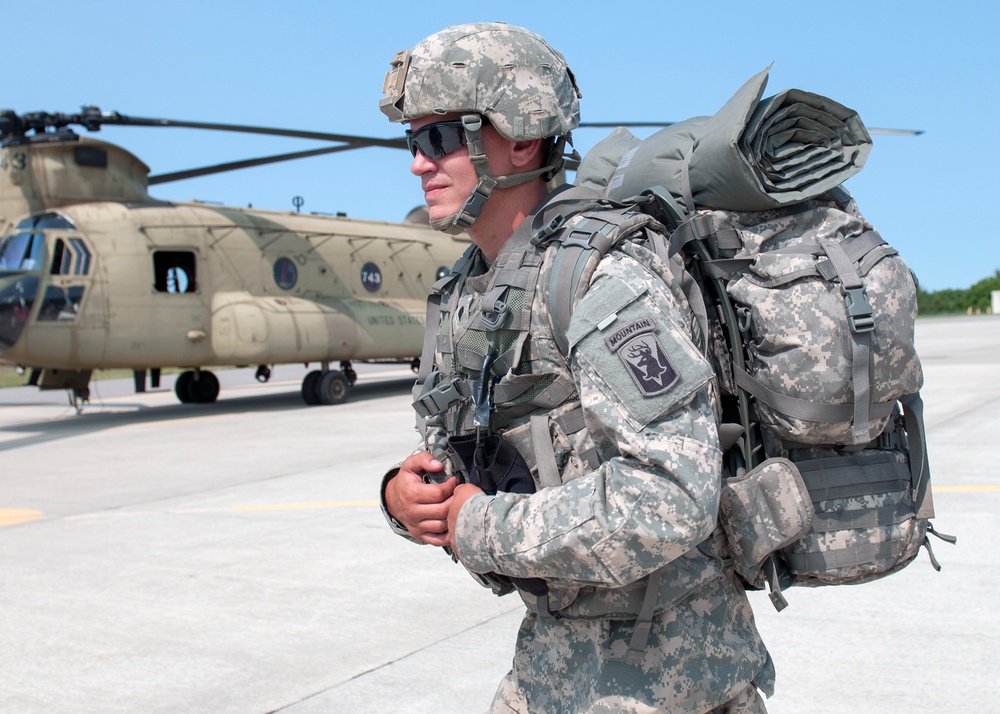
568, 271, 713, 429
607, 322, 679, 396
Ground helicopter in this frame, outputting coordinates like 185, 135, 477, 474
0, 107, 470, 410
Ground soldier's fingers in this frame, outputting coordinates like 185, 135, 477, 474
415, 529, 450, 547
401, 451, 444, 476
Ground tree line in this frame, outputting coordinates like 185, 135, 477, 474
917, 270, 1000, 315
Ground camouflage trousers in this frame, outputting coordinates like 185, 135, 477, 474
491, 678, 766, 714
487, 571, 773, 714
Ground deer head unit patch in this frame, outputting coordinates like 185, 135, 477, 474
605, 318, 678, 397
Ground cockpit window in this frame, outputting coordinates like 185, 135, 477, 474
0, 232, 45, 271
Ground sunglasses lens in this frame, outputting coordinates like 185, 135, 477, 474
406, 122, 467, 158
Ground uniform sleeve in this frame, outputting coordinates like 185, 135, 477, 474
454, 253, 722, 587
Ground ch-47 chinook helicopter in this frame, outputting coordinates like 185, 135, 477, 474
0, 106, 469, 410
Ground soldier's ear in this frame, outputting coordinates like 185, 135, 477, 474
510, 138, 545, 170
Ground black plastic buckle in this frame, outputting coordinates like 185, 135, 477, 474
413, 379, 462, 418
842, 285, 875, 333
530, 214, 566, 246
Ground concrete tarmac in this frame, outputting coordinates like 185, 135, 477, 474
1, 316, 997, 713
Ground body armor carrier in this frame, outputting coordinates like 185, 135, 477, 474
412, 188, 729, 660
413, 186, 659, 488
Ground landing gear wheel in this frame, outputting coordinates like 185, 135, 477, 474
255, 365, 271, 383
301, 370, 323, 405
188, 371, 220, 403
68, 386, 90, 414
175, 371, 195, 403
317, 370, 350, 405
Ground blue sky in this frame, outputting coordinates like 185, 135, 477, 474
5, 0, 998, 290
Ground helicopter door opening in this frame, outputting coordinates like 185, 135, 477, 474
153, 251, 197, 294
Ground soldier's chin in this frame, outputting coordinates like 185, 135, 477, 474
429, 214, 466, 235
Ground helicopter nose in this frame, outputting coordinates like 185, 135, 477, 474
0, 273, 38, 353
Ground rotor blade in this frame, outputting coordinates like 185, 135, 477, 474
865, 127, 924, 136
148, 144, 366, 184
578, 122, 677, 129
579, 121, 923, 136
99, 110, 408, 149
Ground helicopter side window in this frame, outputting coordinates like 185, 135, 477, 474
273, 257, 298, 290
153, 251, 197, 294
50, 238, 93, 276
0, 232, 45, 271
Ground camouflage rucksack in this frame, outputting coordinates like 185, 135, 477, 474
656, 189, 956, 608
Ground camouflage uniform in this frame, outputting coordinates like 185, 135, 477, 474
381, 187, 774, 713
379, 21, 773, 714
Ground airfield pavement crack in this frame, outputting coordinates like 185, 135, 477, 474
263, 606, 521, 713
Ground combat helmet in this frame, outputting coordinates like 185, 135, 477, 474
380, 22, 582, 234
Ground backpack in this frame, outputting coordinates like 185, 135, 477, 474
558, 69, 955, 610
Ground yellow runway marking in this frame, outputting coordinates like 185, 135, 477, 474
233, 500, 378, 512
0, 508, 43, 526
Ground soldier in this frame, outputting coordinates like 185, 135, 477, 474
377, 22, 774, 713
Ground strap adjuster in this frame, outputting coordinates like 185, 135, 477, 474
413, 378, 462, 418
842, 285, 875, 333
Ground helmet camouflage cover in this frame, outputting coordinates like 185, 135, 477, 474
380, 22, 581, 141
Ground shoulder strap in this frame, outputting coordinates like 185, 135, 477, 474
536, 203, 661, 356
411, 243, 479, 427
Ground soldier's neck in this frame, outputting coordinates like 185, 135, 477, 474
469, 180, 550, 262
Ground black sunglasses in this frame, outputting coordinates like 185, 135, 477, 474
405, 120, 468, 159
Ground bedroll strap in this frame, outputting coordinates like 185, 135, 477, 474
667, 212, 742, 260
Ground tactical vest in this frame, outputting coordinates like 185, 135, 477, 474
413, 186, 664, 491
412, 187, 729, 660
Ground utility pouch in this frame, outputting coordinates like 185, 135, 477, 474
719, 457, 814, 588
447, 431, 547, 598
447, 432, 536, 495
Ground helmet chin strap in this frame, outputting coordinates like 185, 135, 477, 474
429, 114, 574, 236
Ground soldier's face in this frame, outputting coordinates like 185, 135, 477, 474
409, 113, 511, 224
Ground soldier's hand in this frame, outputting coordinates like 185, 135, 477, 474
447, 483, 484, 559
385, 452, 457, 547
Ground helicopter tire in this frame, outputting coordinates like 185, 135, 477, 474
301, 370, 323, 405
189, 371, 220, 403
175, 371, 195, 403
317, 370, 350, 405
